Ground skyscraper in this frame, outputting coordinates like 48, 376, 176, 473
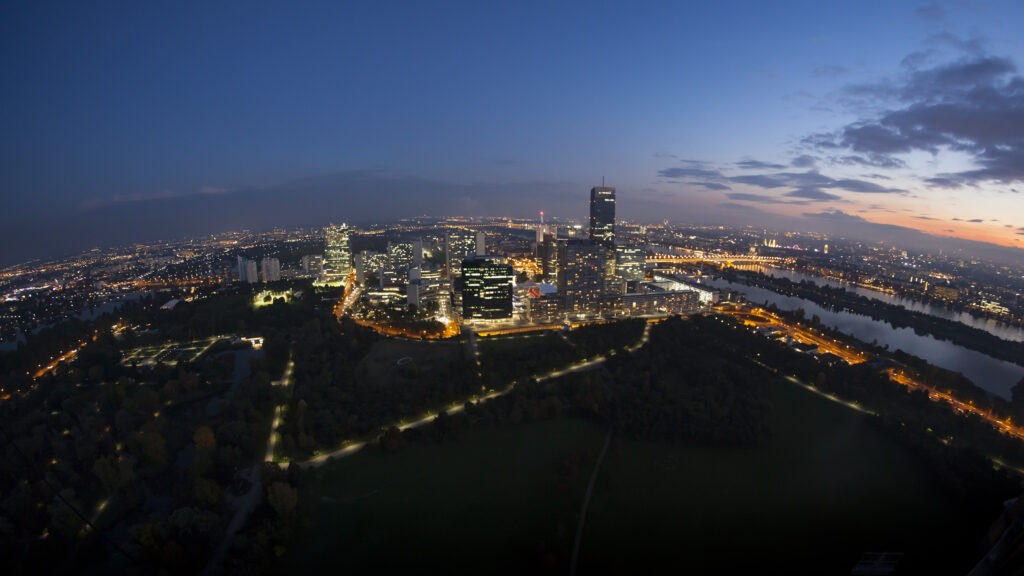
237, 256, 258, 284
589, 186, 616, 249
614, 242, 645, 283
324, 223, 352, 282
559, 240, 607, 315
260, 257, 281, 282
461, 256, 514, 320
445, 229, 477, 278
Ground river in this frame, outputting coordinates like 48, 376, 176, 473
704, 276, 1024, 400
731, 264, 1024, 343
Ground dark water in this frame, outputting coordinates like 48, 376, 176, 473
705, 276, 1024, 399
732, 264, 1024, 343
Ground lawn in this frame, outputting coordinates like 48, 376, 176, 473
284, 379, 1006, 574
356, 338, 468, 387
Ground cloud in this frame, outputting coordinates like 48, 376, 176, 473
690, 181, 731, 191
784, 188, 842, 201
728, 170, 903, 195
830, 154, 906, 169
791, 155, 817, 168
811, 65, 849, 78
915, 215, 940, 220
726, 192, 786, 204
802, 209, 866, 222
82, 185, 230, 208
916, 2, 945, 22
967, 218, 984, 223
652, 152, 678, 159
657, 166, 723, 179
804, 47, 1024, 187
736, 159, 787, 170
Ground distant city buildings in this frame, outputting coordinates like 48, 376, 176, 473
324, 223, 352, 281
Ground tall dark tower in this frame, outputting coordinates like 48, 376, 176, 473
589, 186, 616, 249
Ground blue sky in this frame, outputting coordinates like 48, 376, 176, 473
3, 1, 1024, 264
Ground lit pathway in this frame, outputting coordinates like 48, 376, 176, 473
293, 322, 655, 470
263, 357, 295, 462
207, 354, 294, 576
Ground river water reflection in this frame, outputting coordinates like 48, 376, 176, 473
731, 265, 1024, 343
704, 276, 1024, 400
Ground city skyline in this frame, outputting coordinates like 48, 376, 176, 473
3, 2, 1024, 266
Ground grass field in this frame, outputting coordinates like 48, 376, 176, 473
355, 338, 467, 386
285, 379, 1005, 575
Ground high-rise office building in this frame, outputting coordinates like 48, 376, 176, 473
387, 241, 414, 272
475, 231, 486, 257
260, 257, 281, 282
539, 234, 563, 284
300, 254, 323, 276
324, 223, 352, 281
461, 256, 514, 320
559, 240, 607, 315
445, 229, 477, 277
237, 256, 258, 284
589, 186, 616, 249
615, 242, 645, 283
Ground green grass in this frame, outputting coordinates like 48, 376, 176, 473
579, 380, 1001, 574
356, 338, 466, 385
284, 380, 1005, 575
287, 419, 604, 574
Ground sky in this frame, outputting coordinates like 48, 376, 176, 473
2, 1, 1024, 265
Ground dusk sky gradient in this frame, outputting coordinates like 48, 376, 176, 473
3, 1, 1024, 265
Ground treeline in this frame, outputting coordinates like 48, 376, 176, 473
722, 269, 1024, 368
564, 319, 646, 358
539, 316, 771, 445
0, 334, 280, 573
408, 316, 772, 448
276, 319, 481, 460
0, 280, 336, 574
477, 333, 578, 386
736, 312, 1024, 484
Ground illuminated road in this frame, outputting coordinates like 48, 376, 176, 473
718, 302, 1024, 444
334, 270, 360, 319
888, 369, 1024, 441
33, 345, 84, 379
717, 303, 867, 365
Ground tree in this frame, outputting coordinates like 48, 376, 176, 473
266, 482, 297, 520
193, 426, 216, 453
380, 426, 405, 452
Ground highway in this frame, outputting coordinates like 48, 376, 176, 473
887, 368, 1024, 441
717, 302, 1024, 444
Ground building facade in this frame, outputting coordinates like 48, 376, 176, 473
260, 257, 281, 282
237, 256, 258, 284
615, 242, 645, 282
589, 186, 616, 249
446, 229, 478, 277
461, 256, 514, 320
324, 223, 352, 281
559, 240, 607, 315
